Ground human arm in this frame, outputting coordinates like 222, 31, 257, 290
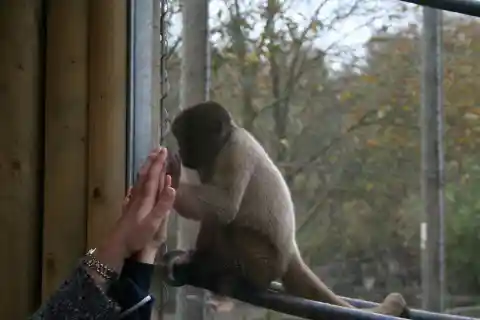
108, 259, 156, 320
30, 263, 120, 320
111, 191, 170, 320
30, 147, 175, 320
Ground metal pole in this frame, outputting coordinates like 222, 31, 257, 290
176, 0, 211, 319
340, 297, 474, 320
127, 0, 159, 185
269, 282, 468, 320
436, 11, 446, 314
420, 6, 445, 312
126, 0, 135, 187
161, 255, 476, 320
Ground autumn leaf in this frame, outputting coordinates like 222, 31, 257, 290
366, 139, 379, 147
339, 91, 353, 102
245, 51, 259, 64
360, 75, 378, 84
466, 107, 480, 116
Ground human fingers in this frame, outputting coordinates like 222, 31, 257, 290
144, 185, 175, 228
139, 195, 173, 245
130, 149, 160, 200
157, 149, 168, 194
140, 148, 168, 209
125, 147, 162, 218
157, 173, 171, 201
124, 150, 159, 216
123, 186, 133, 208
151, 213, 170, 245
167, 153, 181, 189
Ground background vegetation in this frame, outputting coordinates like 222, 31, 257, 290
160, 0, 480, 318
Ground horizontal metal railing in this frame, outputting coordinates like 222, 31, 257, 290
342, 296, 476, 320
160, 251, 477, 320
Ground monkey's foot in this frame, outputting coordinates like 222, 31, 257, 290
206, 295, 235, 313
368, 293, 411, 319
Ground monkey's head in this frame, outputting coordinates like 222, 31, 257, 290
172, 101, 234, 170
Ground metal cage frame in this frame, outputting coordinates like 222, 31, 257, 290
400, 0, 480, 17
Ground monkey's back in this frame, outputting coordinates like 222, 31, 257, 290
224, 128, 297, 260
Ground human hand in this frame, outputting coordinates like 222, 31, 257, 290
166, 151, 181, 189
123, 185, 170, 264
96, 147, 176, 271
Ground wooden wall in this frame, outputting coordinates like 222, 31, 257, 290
0, 1, 44, 317
0, 0, 128, 318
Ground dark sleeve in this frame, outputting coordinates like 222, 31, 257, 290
30, 264, 120, 320
107, 258, 156, 320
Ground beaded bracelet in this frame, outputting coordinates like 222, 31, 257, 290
82, 248, 120, 281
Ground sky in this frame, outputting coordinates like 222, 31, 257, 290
167, 0, 473, 69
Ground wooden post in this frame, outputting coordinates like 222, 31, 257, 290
42, 0, 88, 300
87, 0, 128, 247
0, 0, 44, 317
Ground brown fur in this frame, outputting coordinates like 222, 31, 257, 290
169, 101, 408, 317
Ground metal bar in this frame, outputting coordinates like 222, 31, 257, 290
176, 0, 211, 319
341, 297, 476, 320
166, 276, 404, 320
129, 0, 157, 179
270, 282, 476, 320
420, 5, 444, 313
436, 9, 447, 313
162, 253, 478, 320
399, 0, 480, 17
231, 289, 404, 320
126, 0, 135, 188
161, 254, 401, 320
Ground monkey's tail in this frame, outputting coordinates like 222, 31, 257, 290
281, 245, 353, 308
281, 245, 410, 318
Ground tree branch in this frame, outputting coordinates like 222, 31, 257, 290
285, 109, 377, 179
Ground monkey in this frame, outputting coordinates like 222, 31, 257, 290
166, 101, 409, 318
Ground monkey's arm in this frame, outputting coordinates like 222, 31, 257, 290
174, 184, 237, 222
175, 140, 256, 223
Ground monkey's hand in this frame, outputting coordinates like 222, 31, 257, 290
160, 249, 194, 286
166, 150, 181, 189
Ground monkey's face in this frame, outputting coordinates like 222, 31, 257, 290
173, 117, 226, 170
172, 102, 233, 170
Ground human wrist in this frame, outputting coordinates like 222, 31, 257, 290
133, 246, 160, 264
95, 233, 129, 273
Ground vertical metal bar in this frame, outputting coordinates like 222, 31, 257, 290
436, 10, 446, 313
126, 0, 136, 188
420, 6, 444, 312
129, 0, 157, 180
176, 0, 211, 319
